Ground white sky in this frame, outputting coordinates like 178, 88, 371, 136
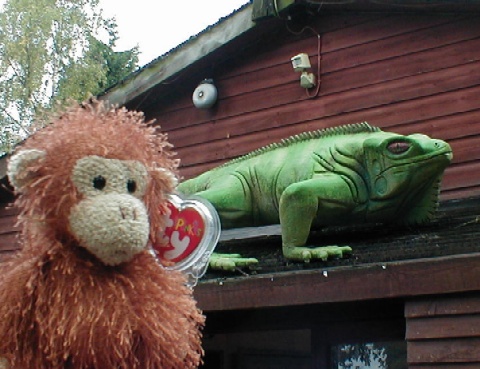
100, 0, 250, 66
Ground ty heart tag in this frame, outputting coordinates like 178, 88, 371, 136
151, 194, 220, 286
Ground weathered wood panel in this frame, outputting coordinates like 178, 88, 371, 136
139, 13, 480, 200
406, 294, 480, 367
156, 14, 470, 116
408, 339, 480, 363
407, 315, 480, 340
406, 295, 480, 317
149, 16, 480, 198
157, 17, 480, 132
174, 60, 480, 167
195, 254, 480, 312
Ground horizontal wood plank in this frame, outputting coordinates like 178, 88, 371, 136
442, 161, 480, 191
0, 251, 16, 262
0, 233, 20, 251
321, 38, 480, 104
156, 14, 470, 114
194, 253, 480, 312
176, 102, 480, 179
0, 205, 19, 217
409, 364, 480, 369
159, 53, 480, 136
449, 136, 480, 165
121, 11, 480, 205
441, 185, 480, 201
216, 13, 389, 80
406, 315, 480, 340
169, 46, 480, 151
388, 109, 480, 141
220, 13, 455, 80
175, 62, 480, 167
406, 295, 480, 318
408, 338, 480, 363
0, 213, 19, 231
322, 16, 479, 76
0, 220, 19, 234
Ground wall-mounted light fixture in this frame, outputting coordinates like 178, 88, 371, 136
192, 79, 218, 109
291, 53, 316, 89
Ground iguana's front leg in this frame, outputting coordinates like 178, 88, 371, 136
279, 175, 355, 262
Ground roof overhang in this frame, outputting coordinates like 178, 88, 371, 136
100, 0, 480, 108
99, 4, 257, 107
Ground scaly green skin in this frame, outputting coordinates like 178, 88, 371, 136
178, 123, 453, 270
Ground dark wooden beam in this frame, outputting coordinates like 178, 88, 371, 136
194, 253, 480, 312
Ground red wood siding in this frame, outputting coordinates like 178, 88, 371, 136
406, 294, 480, 368
0, 203, 20, 261
141, 13, 480, 201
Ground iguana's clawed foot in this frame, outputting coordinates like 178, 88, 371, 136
283, 245, 352, 263
209, 252, 259, 272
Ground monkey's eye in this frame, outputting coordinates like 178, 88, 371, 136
387, 141, 410, 154
93, 175, 107, 190
127, 179, 137, 194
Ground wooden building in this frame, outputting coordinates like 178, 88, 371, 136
2, 0, 480, 367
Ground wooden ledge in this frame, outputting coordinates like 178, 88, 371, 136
195, 252, 480, 312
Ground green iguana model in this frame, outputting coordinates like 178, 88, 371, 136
178, 122, 452, 271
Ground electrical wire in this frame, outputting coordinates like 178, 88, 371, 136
306, 32, 322, 99
285, 23, 322, 99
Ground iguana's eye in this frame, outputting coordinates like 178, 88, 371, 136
387, 141, 410, 154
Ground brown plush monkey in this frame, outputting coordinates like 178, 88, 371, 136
0, 103, 204, 369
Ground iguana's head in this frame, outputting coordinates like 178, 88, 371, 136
363, 132, 452, 223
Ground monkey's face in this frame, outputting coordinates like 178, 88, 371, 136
68, 156, 150, 265
7, 104, 179, 266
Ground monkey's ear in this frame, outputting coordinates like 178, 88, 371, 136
7, 149, 46, 192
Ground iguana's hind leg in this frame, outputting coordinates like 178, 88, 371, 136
279, 176, 354, 262
194, 176, 253, 229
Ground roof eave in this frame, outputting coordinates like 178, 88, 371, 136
99, 4, 256, 107
99, 0, 480, 108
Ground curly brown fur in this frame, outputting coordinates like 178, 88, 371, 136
0, 103, 204, 369
13, 102, 178, 247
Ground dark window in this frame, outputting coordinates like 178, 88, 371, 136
201, 350, 223, 369
331, 340, 407, 369
202, 300, 407, 369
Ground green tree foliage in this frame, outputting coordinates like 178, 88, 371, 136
0, 0, 139, 153
88, 37, 139, 92
332, 341, 407, 369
